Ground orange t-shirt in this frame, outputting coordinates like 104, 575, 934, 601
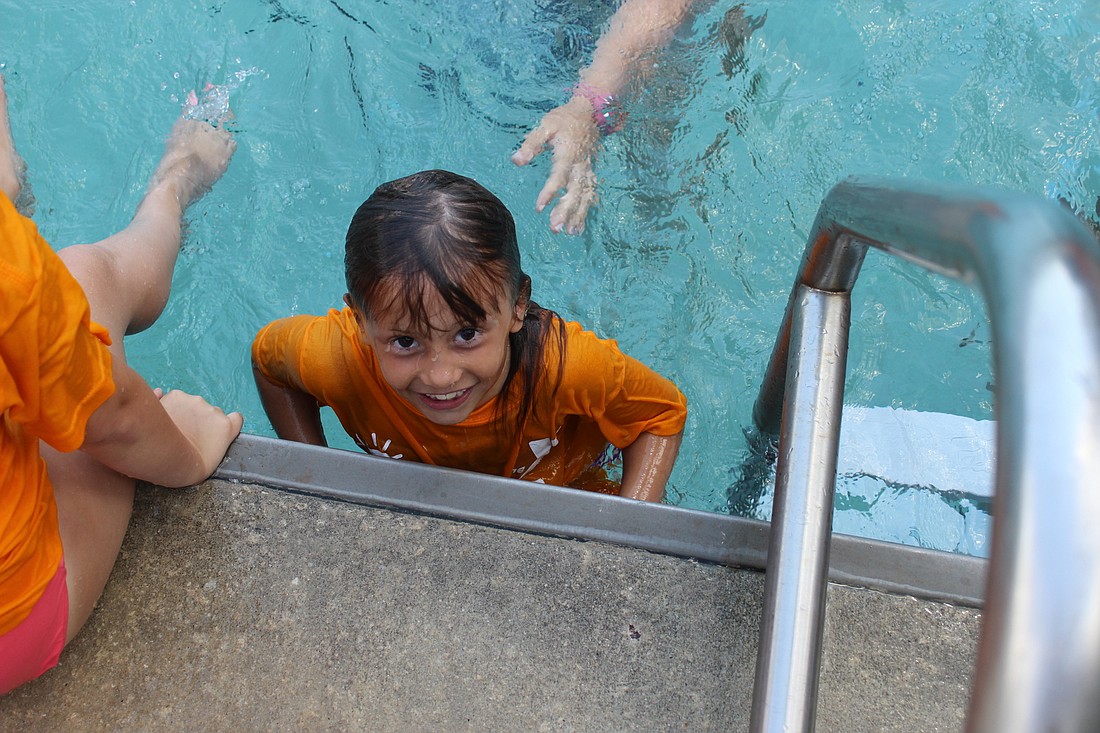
252, 308, 687, 490
0, 193, 115, 635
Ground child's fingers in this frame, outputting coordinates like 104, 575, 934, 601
536, 164, 569, 214
544, 152, 596, 233
550, 201, 585, 235
550, 186, 592, 235
512, 125, 554, 166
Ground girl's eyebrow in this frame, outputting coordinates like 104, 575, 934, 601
368, 320, 418, 336
380, 317, 474, 334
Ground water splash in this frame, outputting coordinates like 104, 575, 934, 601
182, 66, 264, 126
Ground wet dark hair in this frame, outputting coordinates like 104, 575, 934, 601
345, 169, 564, 435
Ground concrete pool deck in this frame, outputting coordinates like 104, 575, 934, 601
0, 435, 983, 732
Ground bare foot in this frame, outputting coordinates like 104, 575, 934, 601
147, 117, 236, 211
0, 74, 29, 207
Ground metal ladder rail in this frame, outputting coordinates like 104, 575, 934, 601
748, 176, 1100, 733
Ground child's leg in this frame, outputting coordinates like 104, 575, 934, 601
0, 79, 235, 642
57, 120, 234, 641
0, 75, 27, 204
37, 444, 135, 643
57, 117, 235, 339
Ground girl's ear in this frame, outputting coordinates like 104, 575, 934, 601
344, 293, 365, 328
510, 276, 532, 333
510, 299, 527, 333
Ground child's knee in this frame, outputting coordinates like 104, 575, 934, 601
57, 244, 121, 295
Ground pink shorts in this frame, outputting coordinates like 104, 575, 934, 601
0, 558, 69, 696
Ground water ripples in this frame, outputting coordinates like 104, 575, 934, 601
4, 0, 1097, 553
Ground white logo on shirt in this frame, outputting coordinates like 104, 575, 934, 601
354, 432, 404, 460
515, 436, 558, 478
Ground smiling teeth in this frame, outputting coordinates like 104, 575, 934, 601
427, 390, 464, 401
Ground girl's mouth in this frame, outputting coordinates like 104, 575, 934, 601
418, 387, 473, 410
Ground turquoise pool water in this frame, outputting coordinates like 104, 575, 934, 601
3, 1, 1097, 556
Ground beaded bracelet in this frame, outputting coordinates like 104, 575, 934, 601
573, 82, 626, 135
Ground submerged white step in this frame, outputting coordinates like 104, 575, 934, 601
839, 405, 995, 499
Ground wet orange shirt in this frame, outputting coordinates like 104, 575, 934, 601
0, 193, 115, 635
253, 308, 687, 490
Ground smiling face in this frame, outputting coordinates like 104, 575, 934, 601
343, 170, 532, 425
347, 281, 526, 425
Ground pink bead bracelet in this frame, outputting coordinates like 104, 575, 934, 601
573, 82, 626, 135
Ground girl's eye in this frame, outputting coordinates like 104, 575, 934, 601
392, 335, 418, 350
456, 327, 480, 345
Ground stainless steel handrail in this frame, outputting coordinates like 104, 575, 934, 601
749, 176, 1100, 733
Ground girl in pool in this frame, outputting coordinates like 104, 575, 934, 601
252, 169, 686, 501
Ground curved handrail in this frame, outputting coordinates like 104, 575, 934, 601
750, 176, 1100, 732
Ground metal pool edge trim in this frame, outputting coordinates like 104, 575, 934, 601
214, 433, 986, 608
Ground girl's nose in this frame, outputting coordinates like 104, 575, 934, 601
421, 354, 459, 390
